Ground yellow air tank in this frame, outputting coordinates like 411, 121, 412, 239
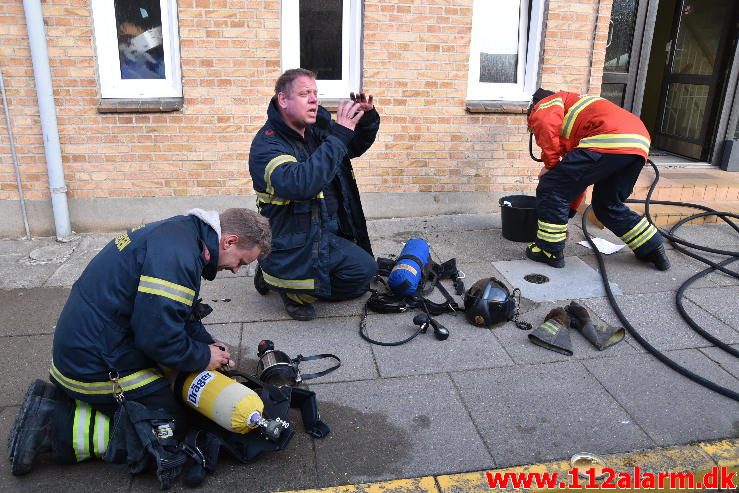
180, 370, 265, 434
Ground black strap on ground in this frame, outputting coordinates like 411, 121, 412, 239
584, 159, 739, 401
293, 353, 341, 380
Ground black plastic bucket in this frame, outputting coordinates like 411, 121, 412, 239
499, 195, 537, 242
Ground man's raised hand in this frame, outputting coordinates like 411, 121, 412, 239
336, 99, 364, 131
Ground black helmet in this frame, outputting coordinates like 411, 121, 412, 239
464, 277, 515, 327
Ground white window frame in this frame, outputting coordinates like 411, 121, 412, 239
466, 0, 545, 101
281, 0, 361, 99
91, 0, 183, 99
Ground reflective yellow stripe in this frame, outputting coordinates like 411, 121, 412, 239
262, 269, 315, 290
561, 96, 602, 138
92, 411, 110, 458
50, 361, 164, 395
541, 321, 560, 335
537, 230, 567, 242
577, 133, 650, 154
264, 154, 297, 195
537, 220, 568, 232
73, 400, 92, 462
286, 293, 318, 304
628, 224, 658, 250
257, 191, 291, 206
138, 275, 195, 306
536, 97, 564, 112
316, 192, 324, 199
621, 217, 649, 243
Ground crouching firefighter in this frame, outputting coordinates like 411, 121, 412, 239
526, 88, 670, 271
7, 208, 271, 488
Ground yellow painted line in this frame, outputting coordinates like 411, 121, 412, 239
282, 440, 737, 493
699, 438, 739, 467
438, 461, 571, 492
279, 476, 438, 493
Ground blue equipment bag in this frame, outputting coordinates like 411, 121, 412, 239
387, 238, 430, 296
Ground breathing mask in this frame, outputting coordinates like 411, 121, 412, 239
463, 277, 517, 327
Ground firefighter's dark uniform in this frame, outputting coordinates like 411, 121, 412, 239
48, 214, 220, 463
528, 91, 663, 257
249, 99, 379, 301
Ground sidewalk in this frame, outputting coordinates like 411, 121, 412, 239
0, 213, 737, 492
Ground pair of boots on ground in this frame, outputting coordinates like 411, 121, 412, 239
526, 243, 671, 271
528, 301, 625, 355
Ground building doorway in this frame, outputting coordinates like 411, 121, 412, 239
602, 0, 739, 164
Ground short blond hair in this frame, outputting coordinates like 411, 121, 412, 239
219, 208, 272, 259
274, 68, 317, 98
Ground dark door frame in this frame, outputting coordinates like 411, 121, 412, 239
628, 0, 739, 164
651, 0, 737, 160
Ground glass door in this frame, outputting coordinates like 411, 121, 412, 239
653, 0, 738, 160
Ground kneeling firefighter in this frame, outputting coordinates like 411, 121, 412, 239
6, 209, 290, 489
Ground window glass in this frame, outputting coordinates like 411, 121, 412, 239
281, 0, 361, 98
605, 0, 639, 74
467, 0, 545, 101
601, 83, 627, 107
115, 0, 165, 80
92, 0, 182, 99
476, 1, 521, 84
299, 0, 342, 80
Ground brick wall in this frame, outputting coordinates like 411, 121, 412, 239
0, 0, 609, 233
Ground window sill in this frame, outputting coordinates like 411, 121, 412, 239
466, 100, 529, 114
97, 97, 184, 113
319, 99, 342, 112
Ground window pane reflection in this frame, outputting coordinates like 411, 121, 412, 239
660, 83, 708, 140
601, 83, 626, 107
604, 0, 638, 74
115, 0, 165, 80
299, 0, 342, 80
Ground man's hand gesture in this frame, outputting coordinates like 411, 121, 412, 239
350, 92, 374, 111
336, 100, 364, 131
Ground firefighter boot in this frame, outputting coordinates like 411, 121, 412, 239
280, 292, 316, 321
566, 301, 625, 350
528, 307, 573, 356
526, 244, 565, 268
254, 265, 270, 295
636, 244, 671, 271
7, 379, 62, 476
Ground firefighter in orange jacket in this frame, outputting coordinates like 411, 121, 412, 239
526, 88, 670, 270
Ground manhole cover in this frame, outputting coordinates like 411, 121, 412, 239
524, 273, 549, 284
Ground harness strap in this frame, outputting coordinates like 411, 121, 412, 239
293, 354, 341, 381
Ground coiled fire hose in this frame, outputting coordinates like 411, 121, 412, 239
530, 133, 739, 401
585, 160, 739, 402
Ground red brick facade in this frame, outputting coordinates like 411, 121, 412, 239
0, 0, 612, 235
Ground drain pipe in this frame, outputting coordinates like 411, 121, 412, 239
0, 68, 31, 240
23, 0, 72, 240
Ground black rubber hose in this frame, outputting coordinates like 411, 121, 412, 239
582, 160, 739, 402
529, 132, 544, 163
674, 257, 739, 357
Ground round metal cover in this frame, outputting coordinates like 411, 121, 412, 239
570, 452, 607, 480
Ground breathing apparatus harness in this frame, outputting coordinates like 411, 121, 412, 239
360, 238, 465, 346
529, 132, 739, 401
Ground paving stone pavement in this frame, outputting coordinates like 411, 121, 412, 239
0, 213, 737, 492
